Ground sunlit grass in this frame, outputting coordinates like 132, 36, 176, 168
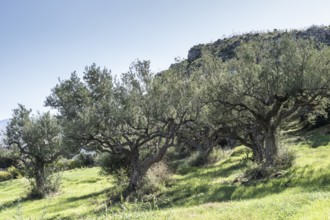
0, 131, 330, 219
0, 167, 111, 219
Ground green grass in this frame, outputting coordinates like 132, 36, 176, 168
1, 131, 330, 219
0, 168, 111, 219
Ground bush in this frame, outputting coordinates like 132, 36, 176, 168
107, 161, 172, 203
28, 168, 63, 199
106, 168, 129, 203
235, 147, 295, 184
75, 152, 95, 167
186, 148, 229, 167
140, 161, 172, 194
0, 157, 17, 169
96, 153, 130, 175
54, 153, 96, 171
188, 151, 209, 167
0, 170, 12, 182
7, 166, 22, 179
54, 159, 71, 171
274, 147, 295, 169
0, 166, 22, 182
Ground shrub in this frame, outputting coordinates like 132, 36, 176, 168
107, 161, 172, 203
75, 152, 95, 167
54, 159, 70, 171
173, 152, 206, 175
7, 166, 22, 179
188, 151, 209, 167
28, 168, 63, 199
186, 148, 229, 167
106, 168, 129, 203
0, 170, 12, 182
96, 153, 130, 175
0, 156, 17, 169
235, 147, 295, 184
140, 161, 172, 194
0, 166, 22, 182
274, 147, 295, 169
208, 148, 229, 163
54, 153, 96, 171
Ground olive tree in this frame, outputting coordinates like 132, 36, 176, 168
205, 37, 330, 165
3, 105, 69, 197
45, 61, 198, 196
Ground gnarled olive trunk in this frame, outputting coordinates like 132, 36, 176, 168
123, 147, 147, 198
264, 127, 278, 166
34, 160, 46, 197
123, 137, 173, 199
250, 126, 264, 163
251, 143, 264, 163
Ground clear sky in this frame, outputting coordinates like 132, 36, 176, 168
1, 0, 330, 120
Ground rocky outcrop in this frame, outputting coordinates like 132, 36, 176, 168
186, 25, 330, 64
187, 45, 203, 62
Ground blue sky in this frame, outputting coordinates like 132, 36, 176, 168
1, 0, 330, 119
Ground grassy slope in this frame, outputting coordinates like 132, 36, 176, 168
0, 131, 330, 219
0, 168, 110, 219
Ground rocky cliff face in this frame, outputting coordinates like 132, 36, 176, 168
187, 25, 330, 64
187, 45, 203, 62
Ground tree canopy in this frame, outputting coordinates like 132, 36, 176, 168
45, 60, 200, 195
3, 105, 69, 197
203, 36, 330, 164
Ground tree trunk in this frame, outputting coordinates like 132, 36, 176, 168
123, 147, 144, 198
264, 127, 278, 166
251, 126, 264, 163
251, 144, 263, 163
123, 137, 174, 199
203, 145, 214, 159
128, 165, 142, 193
34, 160, 46, 197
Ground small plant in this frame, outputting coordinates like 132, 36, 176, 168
137, 161, 172, 198
209, 148, 229, 163
274, 147, 295, 169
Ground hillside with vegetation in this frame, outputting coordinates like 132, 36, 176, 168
186, 25, 330, 63
1, 26, 330, 219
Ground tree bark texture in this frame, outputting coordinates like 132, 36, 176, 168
34, 160, 46, 197
264, 127, 278, 166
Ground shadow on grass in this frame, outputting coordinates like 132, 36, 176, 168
159, 162, 330, 208
55, 160, 330, 219
307, 134, 330, 148
0, 196, 31, 212
0, 187, 110, 218
64, 188, 109, 203
179, 159, 248, 182
288, 126, 330, 148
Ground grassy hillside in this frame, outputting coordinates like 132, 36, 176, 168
1, 129, 330, 219
0, 168, 111, 219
